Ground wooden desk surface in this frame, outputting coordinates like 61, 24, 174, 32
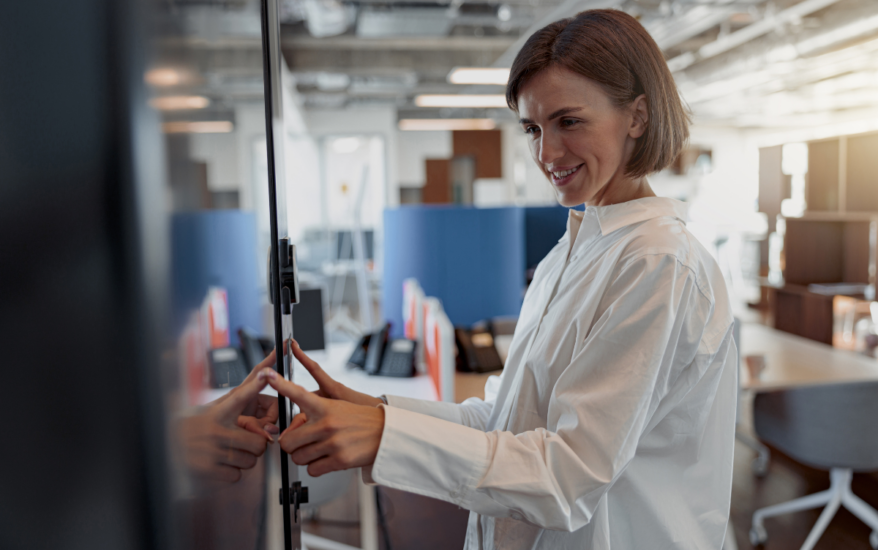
451, 324, 878, 402
740, 322, 878, 391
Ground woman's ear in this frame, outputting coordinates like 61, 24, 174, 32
629, 94, 648, 139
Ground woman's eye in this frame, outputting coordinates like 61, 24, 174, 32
523, 126, 539, 136
560, 118, 579, 128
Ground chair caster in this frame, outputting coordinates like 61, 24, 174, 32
752, 453, 769, 477
870, 530, 878, 550
750, 525, 767, 546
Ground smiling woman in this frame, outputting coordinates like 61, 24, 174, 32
266, 9, 737, 550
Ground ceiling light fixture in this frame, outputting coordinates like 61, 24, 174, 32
447, 68, 510, 85
332, 136, 362, 153
399, 119, 497, 131
497, 4, 512, 22
162, 121, 234, 134
149, 96, 210, 111
145, 68, 186, 87
415, 94, 507, 108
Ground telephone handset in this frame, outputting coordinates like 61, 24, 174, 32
347, 323, 416, 378
364, 324, 389, 374
455, 327, 503, 373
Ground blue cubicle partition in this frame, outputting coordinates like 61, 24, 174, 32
171, 211, 262, 346
524, 205, 579, 269
383, 206, 526, 337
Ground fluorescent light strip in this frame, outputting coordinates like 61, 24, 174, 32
447, 67, 511, 85
415, 94, 508, 108
162, 121, 233, 134
150, 96, 210, 110
399, 119, 497, 131
145, 68, 185, 87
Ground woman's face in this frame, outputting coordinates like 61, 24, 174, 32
517, 65, 648, 207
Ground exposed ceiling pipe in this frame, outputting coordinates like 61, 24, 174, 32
491, 0, 624, 68
668, 0, 842, 72
647, 4, 739, 50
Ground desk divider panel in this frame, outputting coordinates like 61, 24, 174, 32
383, 206, 526, 336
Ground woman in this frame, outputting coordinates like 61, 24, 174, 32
259, 9, 736, 549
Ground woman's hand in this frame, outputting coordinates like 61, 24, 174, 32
262, 368, 385, 477
236, 350, 280, 438
178, 368, 274, 485
291, 339, 383, 407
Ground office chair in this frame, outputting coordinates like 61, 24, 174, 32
748, 380, 878, 549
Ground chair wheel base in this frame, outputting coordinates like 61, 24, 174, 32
870, 530, 878, 550
750, 525, 767, 546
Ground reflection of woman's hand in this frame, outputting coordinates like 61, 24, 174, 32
236, 350, 280, 438
291, 339, 383, 407
178, 369, 274, 484
263, 368, 385, 477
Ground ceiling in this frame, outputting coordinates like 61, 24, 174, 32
153, 0, 878, 130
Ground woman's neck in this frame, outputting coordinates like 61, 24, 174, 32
587, 175, 656, 207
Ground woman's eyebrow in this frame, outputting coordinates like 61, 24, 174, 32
519, 107, 584, 125
548, 107, 583, 120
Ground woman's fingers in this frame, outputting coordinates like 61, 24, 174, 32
225, 425, 269, 456
254, 348, 278, 371
287, 412, 308, 432
306, 456, 340, 478
291, 340, 337, 391
264, 423, 280, 434
219, 447, 259, 470
261, 368, 325, 416
289, 439, 333, 467
217, 370, 269, 424
277, 421, 328, 456
237, 415, 275, 442
213, 464, 244, 483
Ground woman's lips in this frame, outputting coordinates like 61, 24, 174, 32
550, 164, 583, 186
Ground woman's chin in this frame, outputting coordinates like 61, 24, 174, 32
554, 188, 588, 208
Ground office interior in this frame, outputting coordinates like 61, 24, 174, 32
5, 0, 878, 548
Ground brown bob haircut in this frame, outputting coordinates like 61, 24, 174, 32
506, 9, 690, 178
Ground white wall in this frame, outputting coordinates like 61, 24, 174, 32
189, 132, 240, 192
305, 105, 399, 208
686, 126, 761, 230
396, 130, 451, 188
501, 122, 558, 205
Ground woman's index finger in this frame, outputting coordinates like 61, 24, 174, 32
291, 340, 334, 385
264, 370, 325, 416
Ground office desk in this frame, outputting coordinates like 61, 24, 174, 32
293, 342, 438, 400
740, 322, 878, 391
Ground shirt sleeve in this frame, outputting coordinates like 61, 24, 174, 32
370, 253, 730, 532
384, 373, 502, 431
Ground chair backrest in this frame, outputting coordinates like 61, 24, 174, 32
753, 380, 878, 471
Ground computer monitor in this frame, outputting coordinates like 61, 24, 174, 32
336, 229, 374, 261
292, 288, 326, 351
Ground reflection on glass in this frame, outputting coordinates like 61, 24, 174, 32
147, 0, 292, 548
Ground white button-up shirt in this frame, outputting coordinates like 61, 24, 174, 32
371, 197, 737, 549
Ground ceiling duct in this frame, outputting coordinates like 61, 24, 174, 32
357, 7, 454, 38
303, 0, 353, 38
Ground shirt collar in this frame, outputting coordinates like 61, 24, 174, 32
585, 196, 688, 236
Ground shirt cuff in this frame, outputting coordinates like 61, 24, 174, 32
371, 404, 490, 506
384, 394, 464, 424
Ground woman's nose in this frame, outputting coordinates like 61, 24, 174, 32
537, 132, 565, 166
